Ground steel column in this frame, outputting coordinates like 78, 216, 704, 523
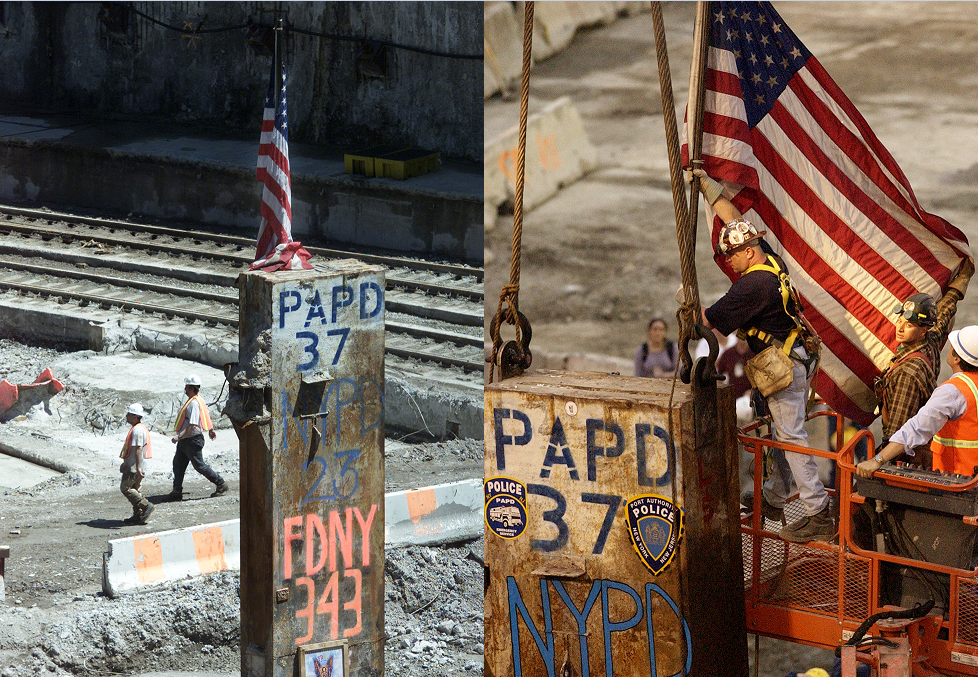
229, 263, 385, 677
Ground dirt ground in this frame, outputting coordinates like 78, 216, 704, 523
485, 2, 978, 675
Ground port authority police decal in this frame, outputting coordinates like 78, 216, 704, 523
626, 494, 685, 575
484, 476, 528, 540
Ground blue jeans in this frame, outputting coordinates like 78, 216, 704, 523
761, 358, 829, 516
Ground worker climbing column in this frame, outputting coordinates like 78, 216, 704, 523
228, 262, 386, 677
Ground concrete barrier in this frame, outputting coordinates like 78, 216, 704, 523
484, 96, 598, 225
102, 479, 482, 596
484, 2, 651, 99
102, 519, 240, 598
385, 478, 483, 550
484, 2, 524, 99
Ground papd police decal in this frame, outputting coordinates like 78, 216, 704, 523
626, 494, 684, 575
484, 476, 528, 539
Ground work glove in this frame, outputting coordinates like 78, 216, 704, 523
948, 258, 975, 296
685, 168, 725, 205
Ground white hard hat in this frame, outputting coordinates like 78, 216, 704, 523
185, 374, 202, 386
949, 326, 978, 366
126, 403, 145, 418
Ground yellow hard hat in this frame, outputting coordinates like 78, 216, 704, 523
804, 669, 830, 677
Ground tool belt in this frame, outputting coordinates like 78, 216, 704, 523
738, 254, 821, 398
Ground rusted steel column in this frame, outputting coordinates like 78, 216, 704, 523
484, 372, 748, 677
228, 262, 385, 677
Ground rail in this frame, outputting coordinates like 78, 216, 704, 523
740, 410, 978, 675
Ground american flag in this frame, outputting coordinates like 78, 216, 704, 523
683, 1, 971, 425
253, 60, 312, 272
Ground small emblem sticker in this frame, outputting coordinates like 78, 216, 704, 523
626, 494, 685, 575
485, 476, 528, 539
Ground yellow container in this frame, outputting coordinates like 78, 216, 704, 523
343, 144, 406, 177
374, 148, 441, 180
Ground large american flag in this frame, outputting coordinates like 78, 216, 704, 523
252, 60, 312, 272
683, 1, 971, 425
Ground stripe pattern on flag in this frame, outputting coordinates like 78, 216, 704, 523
253, 60, 312, 272
682, 2, 970, 425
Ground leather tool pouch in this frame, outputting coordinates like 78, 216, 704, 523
745, 345, 794, 397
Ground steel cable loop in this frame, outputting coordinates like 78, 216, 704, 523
489, 1, 535, 384
652, 1, 702, 383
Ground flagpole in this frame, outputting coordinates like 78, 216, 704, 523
676, 1, 711, 382
274, 17, 284, 94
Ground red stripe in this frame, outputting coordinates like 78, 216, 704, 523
255, 168, 292, 222
747, 126, 918, 302
735, 188, 897, 354
813, 371, 875, 427
766, 98, 951, 284
706, 67, 744, 100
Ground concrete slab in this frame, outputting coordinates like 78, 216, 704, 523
0, 453, 59, 490
0, 295, 483, 439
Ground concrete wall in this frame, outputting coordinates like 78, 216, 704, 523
0, 2, 482, 161
0, 140, 483, 262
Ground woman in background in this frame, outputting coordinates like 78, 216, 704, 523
634, 317, 679, 377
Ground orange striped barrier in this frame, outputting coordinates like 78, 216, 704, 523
102, 480, 482, 595
385, 479, 482, 549
102, 519, 239, 597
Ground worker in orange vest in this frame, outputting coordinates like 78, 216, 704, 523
164, 374, 227, 501
120, 403, 155, 525
858, 326, 978, 478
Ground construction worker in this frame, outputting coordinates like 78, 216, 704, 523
120, 403, 155, 525
692, 169, 834, 543
858, 326, 978, 478
165, 374, 227, 501
874, 260, 973, 467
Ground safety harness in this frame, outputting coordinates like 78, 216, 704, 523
736, 254, 820, 372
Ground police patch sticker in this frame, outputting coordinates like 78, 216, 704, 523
484, 476, 528, 540
626, 494, 685, 575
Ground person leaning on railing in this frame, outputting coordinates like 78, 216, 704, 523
858, 326, 978, 478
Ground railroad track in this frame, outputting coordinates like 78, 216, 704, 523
0, 206, 484, 373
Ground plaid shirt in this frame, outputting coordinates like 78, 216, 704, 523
878, 288, 963, 448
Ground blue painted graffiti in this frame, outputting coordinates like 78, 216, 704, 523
507, 576, 692, 677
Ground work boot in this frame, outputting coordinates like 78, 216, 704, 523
123, 511, 141, 525
163, 490, 182, 502
138, 503, 155, 525
779, 504, 836, 543
741, 491, 784, 522
211, 482, 229, 498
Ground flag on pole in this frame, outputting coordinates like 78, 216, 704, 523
682, 1, 971, 425
252, 60, 313, 272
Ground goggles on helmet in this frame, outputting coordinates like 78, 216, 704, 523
891, 293, 936, 327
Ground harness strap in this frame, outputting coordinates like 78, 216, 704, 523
738, 255, 812, 366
